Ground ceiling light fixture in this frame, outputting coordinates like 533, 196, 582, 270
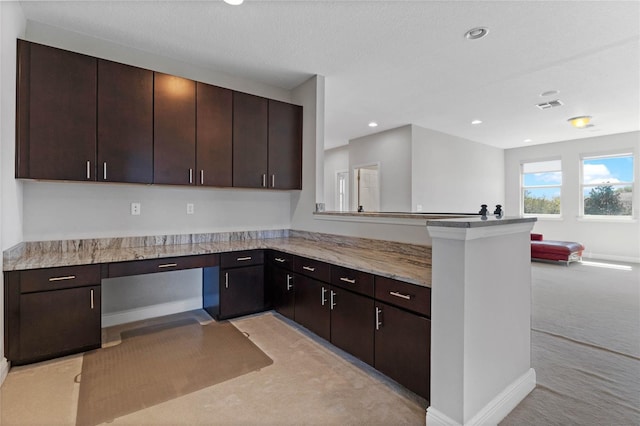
464, 27, 489, 40
368, 122, 378, 128
471, 119, 482, 125
567, 116, 592, 128
524, 139, 532, 143
223, 0, 244, 5
540, 90, 559, 97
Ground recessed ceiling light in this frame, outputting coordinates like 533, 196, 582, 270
223, 0, 244, 5
471, 119, 482, 125
567, 116, 592, 128
524, 139, 532, 143
368, 122, 378, 128
464, 27, 489, 40
540, 90, 559, 97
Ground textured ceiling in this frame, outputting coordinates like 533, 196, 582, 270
19, 1, 640, 150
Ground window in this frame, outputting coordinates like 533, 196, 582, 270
581, 153, 634, 217
521, 159, 562, 215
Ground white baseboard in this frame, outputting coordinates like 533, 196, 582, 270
0, 357, 9, 388
101, 298, 202, 328
584, 253, 640, 264
426, 368, 536, 426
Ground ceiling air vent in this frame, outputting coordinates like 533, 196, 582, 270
536, 99, 564, 110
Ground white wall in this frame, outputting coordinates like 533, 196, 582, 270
1, 0, 27, 384
412, 125, 505, 213
505, 131, 640, 263
349, 125, 412, 212
323, 146, 349, 211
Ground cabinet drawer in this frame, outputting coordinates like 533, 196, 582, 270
331, 265, 374, 297
108, 254, 219, 278
267, 250, 294, 270
294, 256, 331, 283
20, 265, 102, 294
220, 250, 264, 268
375, 276, 431, 317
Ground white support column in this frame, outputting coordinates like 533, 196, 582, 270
426, 217, 537, 426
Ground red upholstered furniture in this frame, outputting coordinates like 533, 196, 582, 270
531, 233, 584, 265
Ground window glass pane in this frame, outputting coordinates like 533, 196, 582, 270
523, 188, 561, 214
523, 171, 562, 186
583, 184, 633, 216
583, 155, 634, 184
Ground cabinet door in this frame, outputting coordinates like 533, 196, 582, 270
374, 301, 430, 400
19, 286, 101, 363
196, 82, 233, 187
220, 265, 265, 319
294, 274, 330, 341
268, 100, 302, 189
97, 60, 153, 183
154, 72, 196, 185
233, 92, 268, 188
16, 40, 97, 181
268, 264, 295, 320
330, 287, 374, 366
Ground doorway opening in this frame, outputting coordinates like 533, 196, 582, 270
353, 164, 380, 212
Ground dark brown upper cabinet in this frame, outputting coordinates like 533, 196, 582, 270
196, 82, 233, 187
97, 60, 153, 184
153, 72, 196, 185
233, 92, 269, 188
16, 40, 97, 181
268, 100, 302, 190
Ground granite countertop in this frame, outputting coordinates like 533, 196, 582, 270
3, 230, 432, 287
426, 216, 537, 228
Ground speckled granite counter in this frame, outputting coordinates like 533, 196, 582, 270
3, 230, 432, 287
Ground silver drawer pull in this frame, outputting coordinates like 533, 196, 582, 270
236, 256, 252, 261
390, 291, 412, 300
103, 162, 107, 180
86, 161, 91, 179
286, 274, 293, 290
158, 263, 178, 268
340, 277, 356, 284
321, 286, 327, 305
90, 289, 95, 310
200, 170, 204, 185
375, 307, 382, 330
303, 266, 315, 272
49, 275, 76, 282
275, 258, 286, 263
225, 272, 229, 289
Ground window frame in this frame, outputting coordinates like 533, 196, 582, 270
520, 158, 563, 218
579, 150, 635, 219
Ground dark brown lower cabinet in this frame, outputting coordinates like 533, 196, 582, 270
293, 274, 330, 341
374, 301, 431, 400
219, 265, 265, 319
268, 264, 295, 320
19, 285, 101, 365
330, 287, 374, 366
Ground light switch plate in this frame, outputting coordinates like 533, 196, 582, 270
187, 203, 194, 215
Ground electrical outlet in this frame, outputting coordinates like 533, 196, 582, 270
131, 202, 141, 216
416, 204, 423, 212
187, 203, 194, 215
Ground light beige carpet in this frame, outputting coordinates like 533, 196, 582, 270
502, 261, 640, 425
76, 319, 273, 426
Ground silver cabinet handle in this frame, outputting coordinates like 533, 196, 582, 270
262, 174, 267, 188
275, 257, 286, 263
103, 162, 107, 180
286, 274, 293, 290
189, 168, 193, 184
340, 277, 356, 284
271, 174, 275, 188
158, 263, 178, 268
49, 275, 76, 282
390, 291, 412, 300
375, 307, 382, 330
330, 290, 336, 310
321, 286, 327, 306
200, 170, 204, 185
90, 289, 95, 310
86, 161, 91, 179
236, 256, 252, 261
303, 266, 315, 272
225, 272, 229, 289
